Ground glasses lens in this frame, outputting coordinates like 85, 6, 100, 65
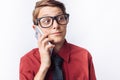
57, 14, 69, 25
40, 17, 52, 28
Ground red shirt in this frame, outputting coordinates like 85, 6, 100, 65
20, 41, 96, 80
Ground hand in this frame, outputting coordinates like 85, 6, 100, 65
37, 33, 55, 68
34, 33, 55, 80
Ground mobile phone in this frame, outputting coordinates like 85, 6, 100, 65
35, 26, 53, 54
35, 26, 43, 40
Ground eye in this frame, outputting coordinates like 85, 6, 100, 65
41, 18, 52, 25
57, 15, 66, 21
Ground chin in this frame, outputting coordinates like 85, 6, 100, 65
51, 37, 65, 44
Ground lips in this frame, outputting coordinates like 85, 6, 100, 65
51, 31, 62, 35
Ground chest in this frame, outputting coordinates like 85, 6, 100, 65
33, 56, 90, 80
62, 61, 89, 80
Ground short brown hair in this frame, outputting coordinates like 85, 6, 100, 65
32, 0, 67, 25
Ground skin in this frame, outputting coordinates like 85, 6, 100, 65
33, 6, 67, 80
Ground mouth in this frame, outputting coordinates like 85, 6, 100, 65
51, 32, 62, 36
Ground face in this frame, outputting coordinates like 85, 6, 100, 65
37, 6, 68, 44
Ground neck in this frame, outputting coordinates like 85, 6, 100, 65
53, 40, 65, 53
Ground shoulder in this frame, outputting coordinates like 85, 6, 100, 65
68, 43, 88, 52
20, 48, 39, 63
20, 48, 40, 78
68, 42, 92, 58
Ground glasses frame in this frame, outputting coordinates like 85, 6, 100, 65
36, 13, 69, 28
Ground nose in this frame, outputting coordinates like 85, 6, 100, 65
52, 19, 59, 29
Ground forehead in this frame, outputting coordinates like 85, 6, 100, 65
38, 6, 63, 18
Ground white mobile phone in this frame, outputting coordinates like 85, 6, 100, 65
35, 26, 53, 54
35, 26, 43, 40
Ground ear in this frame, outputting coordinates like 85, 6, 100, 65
32, 25, 36, 30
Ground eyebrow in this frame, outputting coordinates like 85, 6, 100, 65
40, 12, 63, 17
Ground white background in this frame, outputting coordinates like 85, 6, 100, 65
0, 0, 120, 80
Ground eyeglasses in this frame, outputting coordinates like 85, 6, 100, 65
36, 14, 69, 28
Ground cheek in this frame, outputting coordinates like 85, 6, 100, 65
63, 28, 66, 35
43, 29, 50, 34
63, 26, 67, 34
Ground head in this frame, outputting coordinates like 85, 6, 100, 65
32, 0, 69, 44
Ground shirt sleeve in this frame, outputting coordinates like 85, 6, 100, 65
88, 54, 97, 80
19, 56, 34, 80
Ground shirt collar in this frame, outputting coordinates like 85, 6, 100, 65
58, 40, 71, 63
35, 40, 71, 63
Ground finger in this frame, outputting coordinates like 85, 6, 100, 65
45, 43, 55, 52
37, 34, 49, 45
42, 38, 54, 46
38, 33, 48, 41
